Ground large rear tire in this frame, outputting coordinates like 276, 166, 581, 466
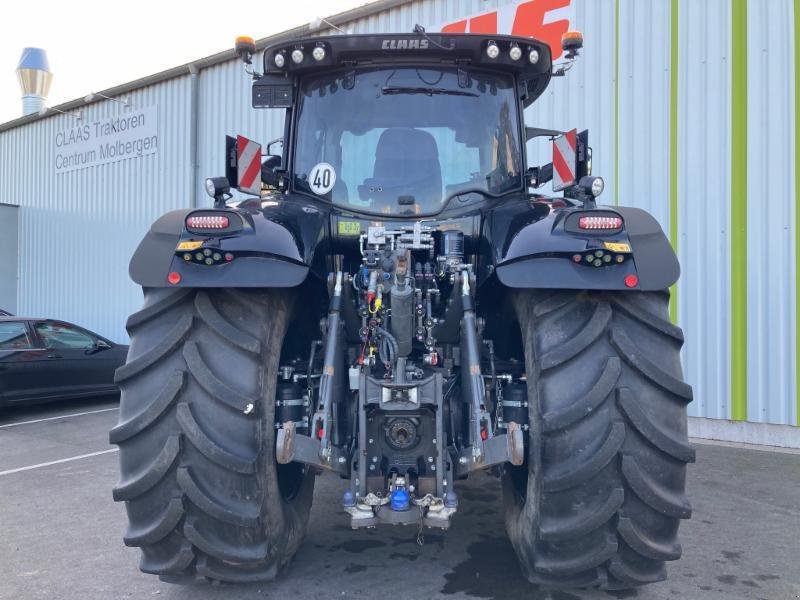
110, 288, 314, 583
503, 290, 694, 589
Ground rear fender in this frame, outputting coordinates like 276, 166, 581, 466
129, 197, 327, 288
487, 203, 679, 291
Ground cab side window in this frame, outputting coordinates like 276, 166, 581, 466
0, 322, 34, 350
35, 322, 95, 349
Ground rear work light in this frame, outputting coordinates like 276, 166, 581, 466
578, 216, 623, 230
186, 215, 230, 229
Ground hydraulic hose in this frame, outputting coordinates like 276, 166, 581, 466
375, 326, 398, 365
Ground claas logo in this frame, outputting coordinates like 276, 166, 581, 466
440, 0, 571, 59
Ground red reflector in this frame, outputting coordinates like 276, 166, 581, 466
579, 216, 623, 230
167, 271, 181, 285
186, 215, 230, 229
624, 274, 639, 288
224, 252, 234, 262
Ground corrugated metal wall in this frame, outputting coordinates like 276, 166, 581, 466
677, 0, 732, 421
745, 0, 796, 426
0, 205, 19, 313
0, 77, 193, 340
1, 0, 798, 429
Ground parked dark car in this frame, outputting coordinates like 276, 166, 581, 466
0, 317, 128, 407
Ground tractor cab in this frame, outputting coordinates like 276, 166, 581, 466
223, 31, 599, 215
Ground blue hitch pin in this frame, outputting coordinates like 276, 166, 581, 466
390, 488, 410, 511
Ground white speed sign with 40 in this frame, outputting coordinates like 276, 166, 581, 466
309, 162, 336, 195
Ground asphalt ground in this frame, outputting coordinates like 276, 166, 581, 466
1, 397, 799, 600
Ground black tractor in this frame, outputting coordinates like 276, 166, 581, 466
111, 29, 693, 589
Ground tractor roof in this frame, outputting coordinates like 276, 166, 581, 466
264, 33, 550, 78
261, 33, 552, 106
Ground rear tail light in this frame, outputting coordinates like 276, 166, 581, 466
579, 216, 623, 230
186, 215, 229, 229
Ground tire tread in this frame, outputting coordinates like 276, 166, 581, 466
112, 435, 181, 501
505, 290, 693, 590
112, 288, 313, 584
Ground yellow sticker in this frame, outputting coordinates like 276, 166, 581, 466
603, 242, 631, 253
338, 220, 361, 236
176, 240, 203, 251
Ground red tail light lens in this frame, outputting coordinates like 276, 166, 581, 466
579, 216, 623, 230
186, 215, 229, 229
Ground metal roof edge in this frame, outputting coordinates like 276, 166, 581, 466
0, 0, 413, 134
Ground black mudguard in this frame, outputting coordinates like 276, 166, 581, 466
486, 202, 679, 291
129, 196, 328, 288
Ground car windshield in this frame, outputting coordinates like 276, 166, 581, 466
293, 67, 522, 215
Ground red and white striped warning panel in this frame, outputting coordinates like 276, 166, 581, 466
236, 135, 262, 196
552, 129, 577, 192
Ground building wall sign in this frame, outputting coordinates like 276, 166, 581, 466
54, 105, 158, 173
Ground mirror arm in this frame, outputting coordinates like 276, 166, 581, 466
526, 127, 564, 142
527, 163, 553, 188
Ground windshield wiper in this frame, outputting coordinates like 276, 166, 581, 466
387, 185, 523, 216
381, 86, 478, 97
443, 186, 520, 207
395, 187, 522, 216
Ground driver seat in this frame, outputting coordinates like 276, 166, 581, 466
360, 128, 442, 206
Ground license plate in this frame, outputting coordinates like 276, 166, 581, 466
338, 220, 361, 236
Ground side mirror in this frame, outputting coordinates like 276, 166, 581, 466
261, 155, 283, 189
87, 339, 112, 354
